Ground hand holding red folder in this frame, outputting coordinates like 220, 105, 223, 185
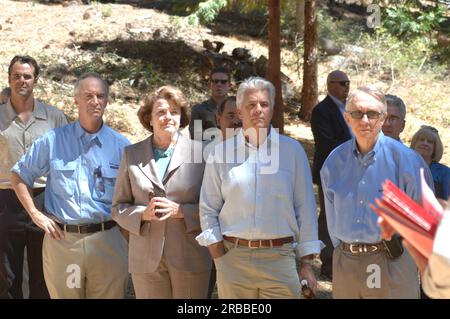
371, 169, 444, 260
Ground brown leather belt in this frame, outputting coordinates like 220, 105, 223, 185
223, 235, 294, 248
32, 188, 45, 196
57, 220, 117, 234
340, 242, 385, 255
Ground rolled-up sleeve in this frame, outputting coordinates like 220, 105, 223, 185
294, 147, 324, 258
11, 133, 51, 187
196, 152, 224, 246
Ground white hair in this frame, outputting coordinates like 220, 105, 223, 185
236, 77, 275, 111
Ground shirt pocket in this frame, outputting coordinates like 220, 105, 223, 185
49, 160, 77, 198
92, 166, 118, 204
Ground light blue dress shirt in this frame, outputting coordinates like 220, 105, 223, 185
196, 127, 323, 259
12, 120, 130, 224
321, 132, 433, 247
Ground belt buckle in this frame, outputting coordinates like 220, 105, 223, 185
349, 244, 361, 254
248, 240, 261, 249
101, 222, 105, 231
77, 225, 82, 233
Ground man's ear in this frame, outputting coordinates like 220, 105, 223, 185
237, 106, 244, 121
400, 119, 406, 133
34, 76, 39, 85
215, 113, 220, 128
343, 111, 351, 125
379, 112, 387, 126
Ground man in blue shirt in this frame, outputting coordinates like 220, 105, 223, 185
10, 73, 130, 298
321, 86, 431, 299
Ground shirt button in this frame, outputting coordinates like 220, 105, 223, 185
356, 219, 361, 223
359, 200, 363, 204
355, 239, 359, 242
361, 181, 365, 185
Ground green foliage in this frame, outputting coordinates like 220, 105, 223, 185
176, 0, 228, 27
382, 4, 447, 39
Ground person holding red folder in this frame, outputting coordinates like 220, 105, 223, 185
379, 199, 450, 298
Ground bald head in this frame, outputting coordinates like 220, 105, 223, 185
327, 70, 350, 102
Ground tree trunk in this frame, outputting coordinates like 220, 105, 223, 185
268, 0, 284, 133
296, 0, 305, 37
299, 0, 318, 121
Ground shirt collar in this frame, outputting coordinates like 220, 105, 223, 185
75, 120, 106, 146
236, 125, 280, 150
351, 131, 385, 159
3, 98, 47, 121
33, 100, 48, 120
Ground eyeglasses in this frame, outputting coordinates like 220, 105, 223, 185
211, 79, 228, 84
329, 80, 350, 87
347, 110, 384, 120
421, 125, 438, 133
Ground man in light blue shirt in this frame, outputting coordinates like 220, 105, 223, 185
10, 73, 130, 298
196, 77, 322, 299
321, 86, 432, 299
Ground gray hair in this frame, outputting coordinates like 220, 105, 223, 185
74, 72, 109, 99
345, 86, 386, 112
236, 77, 275, 111
385, 94, 406, 119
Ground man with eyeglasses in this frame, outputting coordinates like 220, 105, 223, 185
310, 70, 352, 280
1, 55, 67, 299
189, 67, 231, 141
382, 94, 406, 141
320, 86, 432, 299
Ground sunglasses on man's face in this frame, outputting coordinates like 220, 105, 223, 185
329, 80, 350, 87
211, 79, 229, 84
347, 110, 384, 120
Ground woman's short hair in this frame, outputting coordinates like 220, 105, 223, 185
410, 125, 444, 162
138, 86, 189, 132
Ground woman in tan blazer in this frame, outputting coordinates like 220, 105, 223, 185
112, 86, 212, 298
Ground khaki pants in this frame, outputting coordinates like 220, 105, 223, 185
43, 226, 128, 299
132, 256, 210, 299
215, 240, 300, 299
332, 244, 419, 299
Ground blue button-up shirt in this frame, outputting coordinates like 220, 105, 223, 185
196, 127, 323, 259
12, 120, 130, 224
321, 132, 433, 247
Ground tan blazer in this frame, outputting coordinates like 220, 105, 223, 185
112, 133, 212, 274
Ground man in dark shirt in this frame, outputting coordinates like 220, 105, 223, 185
189, 67, 231, 141
310, 70, 352, 280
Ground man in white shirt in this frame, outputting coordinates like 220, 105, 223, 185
196, 77, 322, 299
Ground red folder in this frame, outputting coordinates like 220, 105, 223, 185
371, 170, 443, 259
